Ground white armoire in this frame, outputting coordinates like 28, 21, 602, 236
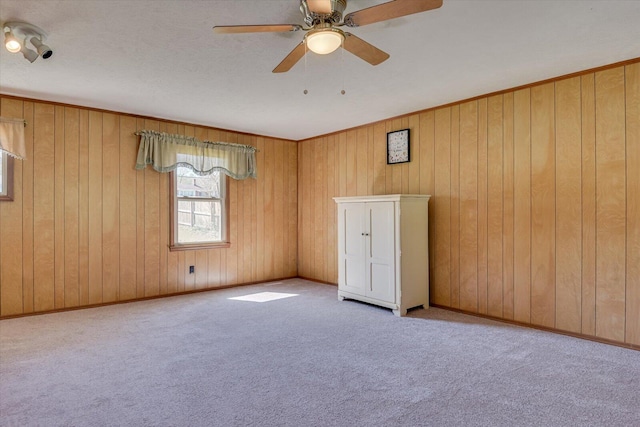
334, 194, 430, 316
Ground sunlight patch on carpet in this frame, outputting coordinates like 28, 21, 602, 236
228, 292, 299, 303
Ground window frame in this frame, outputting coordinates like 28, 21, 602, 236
169, 170, 230, 251
0, 152, 14, 202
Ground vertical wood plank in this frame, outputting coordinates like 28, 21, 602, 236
477, 98, 489, 314
449, 105, 460, 308
356, 128, 368, 196
33, 103, 56, 312
88, 111, 103, 304
326, 136, 336, 282
373, 122, 386, 195
419, 111, 435, 295
595, 67, 626, 342
502, 93, 515, 320
487, 95, 504, 318
264, 138, 275, 279
530, 82, 556, 328
22, 102, 35, 313
78, 109, 89, 306
513, 88, 531, 323
581, 74, 597, 336
366, 126, 375, 195
315, 138, 327, 280
408, 114, 421, 194
287, 141, 298, 277
135, 118, 145, 298
236, 135, 247, 284
224, 130, 238, 285
274, 139, 285, 279
401, 117, 410, 192
256, 137, 265, 280
119, 116, 138, 300
143, 119, 160, 297
102, 113, 119, 302
433, 107, 451, 306
459, 101, 478, 312
54, 105, 65, 308
625, 62, 640, 345
297, 142, 307, 277
555, 77, 583, 333
64, 107, 80, 308
346, 130, 357, 196
157, 122, 169, 294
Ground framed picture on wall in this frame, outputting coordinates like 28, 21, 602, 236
387, 128, 410, 164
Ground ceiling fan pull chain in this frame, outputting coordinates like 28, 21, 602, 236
340, 39, 346, 95
303, 42, 309, 95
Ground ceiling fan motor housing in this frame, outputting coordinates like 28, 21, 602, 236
300, 0, 347, 26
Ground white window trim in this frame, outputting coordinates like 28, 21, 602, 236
0, 152, 14, 201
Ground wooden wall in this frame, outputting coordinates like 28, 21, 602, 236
0, 97, 298, 316
298, 61, 639, 346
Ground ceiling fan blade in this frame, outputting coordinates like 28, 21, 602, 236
273, 41, 307, 73
343, 33, 389, 66
344, 0, 443, 27
306, 0, 333, 14
213, 24, 303, 34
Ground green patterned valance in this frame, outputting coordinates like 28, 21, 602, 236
135, 130, 257, 180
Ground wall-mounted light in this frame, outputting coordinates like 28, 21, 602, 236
2, 21, 53, 62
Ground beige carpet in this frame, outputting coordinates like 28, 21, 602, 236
1, 278, 639, 426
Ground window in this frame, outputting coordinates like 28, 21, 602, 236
171, 165, 227, 250
0, 152, 14, 201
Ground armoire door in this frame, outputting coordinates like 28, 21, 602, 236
338, 202, 366, 295
365, 202, 396, 303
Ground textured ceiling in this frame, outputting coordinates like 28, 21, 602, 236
1, 0, 639, 141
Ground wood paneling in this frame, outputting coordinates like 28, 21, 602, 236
513, 89, 531, 324
581, 74, 596, 336
595, 67, 626, 343
296, 61, 638, 346
487, 95, 503, 318
2, 60, 637, 347
530, 83, 555, 328
433, 108, 451, 306
477, 99, 488, 315
502, 93, 514, 320
555, 77, 582, 333
458, 101, 478, 312
33, 103, 56, 312
0, 97, 297, 317
626, 63, 640, 346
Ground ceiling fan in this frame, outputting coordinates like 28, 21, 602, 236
213, 0, 443, 73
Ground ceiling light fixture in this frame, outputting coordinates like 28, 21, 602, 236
30, 37, 53, 59
2, 21, 53, 62
3, 29, 21, 53
305, 28, 344, 55
20, 45, 38, 63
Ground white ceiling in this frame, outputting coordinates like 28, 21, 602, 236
1, 0, 639, 141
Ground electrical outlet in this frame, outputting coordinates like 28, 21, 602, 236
189, 265, 195, 274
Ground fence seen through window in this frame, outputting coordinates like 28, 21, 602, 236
176, 166, 224, 244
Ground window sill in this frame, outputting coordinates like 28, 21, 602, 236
169, 241, 230, 252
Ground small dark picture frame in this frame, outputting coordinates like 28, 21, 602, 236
387, 128, 410, 164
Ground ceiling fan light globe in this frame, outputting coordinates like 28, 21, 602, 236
306, 30, 343, 55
